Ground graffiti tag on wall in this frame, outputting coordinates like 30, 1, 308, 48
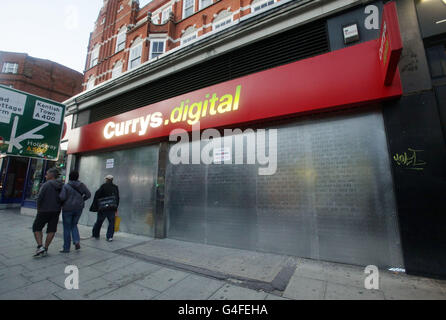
393, 148, 426, 170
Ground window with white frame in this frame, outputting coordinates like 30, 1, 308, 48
213, 17, 232, 30
252, 0, 275, 12
181, 32, 197, 45
199, 0, 212, 10
183, 0, 195, 19
2, 62, 18, 74
86, 77, 95, 90
213, 10, 233, 31
90, 45, 100, 68
111, 61, 123, 78
115, 28, 126, 52
152, 14, 160, 24
150, 40, 165, 59
161, 7, 172, 24
128, 38, 142, 70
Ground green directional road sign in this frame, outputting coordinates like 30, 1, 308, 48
0, 85, 66, 160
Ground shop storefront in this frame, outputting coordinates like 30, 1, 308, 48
0, 151, 67, 210
67, 2, 408, 269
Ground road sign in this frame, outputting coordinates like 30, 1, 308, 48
0, 85, 66, 160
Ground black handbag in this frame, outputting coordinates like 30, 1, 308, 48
97, 195, 117, 212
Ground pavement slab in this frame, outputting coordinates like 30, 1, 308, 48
0, 274, 33, 296
98, 283, 160, 300
135, 267, 190, 292
0, 279, 62, 300
126, 239, 287, 283
1, 209, 446, 300
101, 260, 162, 286
283, 276, 326, 300
154, 274, 225, 300
90, 255, 138, 273
47, 266, 105, 289
209, 284, 268, 300
53, 277, 119, 300
325, 282, 385, 300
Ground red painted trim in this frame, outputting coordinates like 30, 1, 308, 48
68, 38, 403, 155
379, 1, 403, 86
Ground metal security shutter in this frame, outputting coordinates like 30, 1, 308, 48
165, 109, 404, 268
87, 19, 328, 125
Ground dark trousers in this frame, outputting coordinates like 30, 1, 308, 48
92, 210, 115, 239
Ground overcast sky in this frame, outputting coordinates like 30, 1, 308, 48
0, 0, 153, 73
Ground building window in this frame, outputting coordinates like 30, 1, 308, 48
252, 0, 275, 12
213, 17, 232, 30
116, 28, 126, 52
161, 7, 172, 24
111, 61, 123, 79
152, 14, 160, 24
2, 62, 18, 74
213, 10, 233, 31
128, 39, 142, 70
90, 45, 100, 68
183, 0, 195, 19
150, 40, 165, 59
181, 33, 197, 45
86, 77, 95, 90
101, 17, 106, 24
199, 0, 213, 10
118, 4, 124, 12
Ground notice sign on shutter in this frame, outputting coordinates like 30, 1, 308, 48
213, 147, 231, 163
106, 158, 114, 169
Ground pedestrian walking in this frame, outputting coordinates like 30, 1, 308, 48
91, 175, 119, 241
59, 171, 91, 253
32, 168, 64, 257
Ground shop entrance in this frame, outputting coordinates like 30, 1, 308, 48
164, 108, 405, 268
0, 157, 28, 204
77, 145, 159, 237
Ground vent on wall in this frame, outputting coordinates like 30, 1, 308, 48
82, 19, 329, 126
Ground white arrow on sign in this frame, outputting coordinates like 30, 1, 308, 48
5, 116, 49, 152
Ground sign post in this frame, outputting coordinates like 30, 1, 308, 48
0, 85, 66, 160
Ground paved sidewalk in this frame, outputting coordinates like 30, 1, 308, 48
0, 209, 445, 300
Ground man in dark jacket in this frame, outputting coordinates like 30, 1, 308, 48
59, 171, 91, 253
32, 168, 64, 257
91, 175, 119, 241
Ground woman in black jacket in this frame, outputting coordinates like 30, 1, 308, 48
91, 175, 119, 241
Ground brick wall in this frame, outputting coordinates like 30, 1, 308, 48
0, 51, 83, 103
83, 0, 280, 90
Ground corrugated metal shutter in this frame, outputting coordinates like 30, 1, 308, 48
85, 19, 328, 126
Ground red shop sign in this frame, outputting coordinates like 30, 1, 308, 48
379, 1, 403, 86
68, 26, 403, 154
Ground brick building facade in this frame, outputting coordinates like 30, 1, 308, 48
0, 51, 83, 103
83, 0, 280, 90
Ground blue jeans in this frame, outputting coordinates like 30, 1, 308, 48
62, 210, 82, 251
92, 210, 115, 240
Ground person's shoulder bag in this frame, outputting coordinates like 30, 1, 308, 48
97, 195, 118, 212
